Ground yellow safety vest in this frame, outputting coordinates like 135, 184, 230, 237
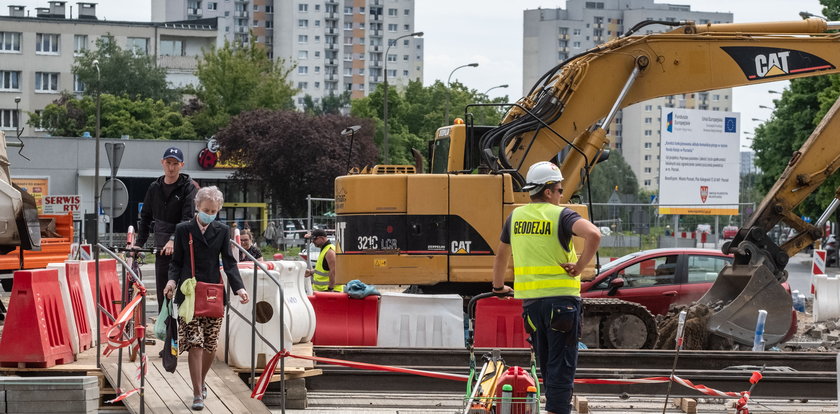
313, 243, 343, 292
510, 203, 579, 299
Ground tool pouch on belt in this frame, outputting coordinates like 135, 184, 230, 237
550, 303, 578, 333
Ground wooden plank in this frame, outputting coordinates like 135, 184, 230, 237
101, 361, 171, 414
210, 360, 271, 413
263, 368, 323, 382
203, 367, 252, 414
146, 361, 191, 414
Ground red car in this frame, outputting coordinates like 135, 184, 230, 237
722, 226, 739, 239
582, 248, 734, 315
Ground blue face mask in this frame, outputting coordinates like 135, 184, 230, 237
197, 211, 216, 224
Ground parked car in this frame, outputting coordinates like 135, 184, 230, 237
584, 248, 734, 315
722, 226, 739, 239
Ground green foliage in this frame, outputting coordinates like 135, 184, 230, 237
350, 79, 508, 164
193, 38, 297, 138
214, 110, 378, 216
303, 92, 351, 115
583, 151, 640, 219
73, 36, 176, 102
27, 92, 197, 140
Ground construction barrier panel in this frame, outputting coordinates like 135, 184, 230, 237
268, 261, 316, 343
82, 259, 121, 340
309, 291, 378, 346
221, 265, 293, 369
813, 274, 840, 322
0, 269, 74, 368
474, 296, 528, 348
57, 262, 93, 352
377, 292, 464, 348
70, 261, 97, 348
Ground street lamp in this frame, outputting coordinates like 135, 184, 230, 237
483, 84, 509, 97
443, 62, 479, 125
383, 31, 423, 164
768, 90, 782, 95
758, 105, 773, 110
92, 58, 102, 366
751, 118, 767, 123
13, 97, 21, 140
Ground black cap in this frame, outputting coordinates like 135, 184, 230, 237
307, 229, 327, 238
162, 147, 184, 162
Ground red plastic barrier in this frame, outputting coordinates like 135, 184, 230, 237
0, 269, 74, 368
309, 292, 378, 346
273, 253, 284, 260
64, 262, 92, 352
474, 296, 529, 348
85, 259, 121, 340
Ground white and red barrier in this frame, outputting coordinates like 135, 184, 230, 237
812, 249, 827, 295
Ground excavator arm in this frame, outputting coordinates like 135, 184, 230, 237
482, 18, 840, 197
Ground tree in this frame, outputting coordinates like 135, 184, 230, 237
302, 92, 351, 115
214, 110, 377, 215
27, 92, 198, 140
74, 36, 176, 102
351, 79, 508, 165
582, 151, 640, 221
192, 39, 297, 138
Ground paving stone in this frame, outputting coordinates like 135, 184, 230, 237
7, 387, 99, 401
7, 398, 98, 413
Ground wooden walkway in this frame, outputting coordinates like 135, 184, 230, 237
101, 342, 271, 414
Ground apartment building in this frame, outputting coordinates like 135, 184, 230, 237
155, 0, 424, 107
0, 1, 220, 134
523, 0, 733, 191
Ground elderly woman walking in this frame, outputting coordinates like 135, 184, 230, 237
164, 186, 249, 411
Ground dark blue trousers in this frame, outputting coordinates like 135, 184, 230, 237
522, 296, 581, 414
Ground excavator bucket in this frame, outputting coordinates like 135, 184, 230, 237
698, 263, 793, 347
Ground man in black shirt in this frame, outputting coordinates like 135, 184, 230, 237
132, 147, 198, 307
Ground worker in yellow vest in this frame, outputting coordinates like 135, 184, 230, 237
305, 229, 343, 292
492, 161, 601, 414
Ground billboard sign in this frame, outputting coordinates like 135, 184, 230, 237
658, 108, 740, 215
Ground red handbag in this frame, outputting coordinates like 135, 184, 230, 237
190, 233, 225, 318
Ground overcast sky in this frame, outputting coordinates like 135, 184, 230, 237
0, 0, 827, 147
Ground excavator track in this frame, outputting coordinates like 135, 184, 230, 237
583, 298, 658, 349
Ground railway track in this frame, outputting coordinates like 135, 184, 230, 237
304, 347, 838, 400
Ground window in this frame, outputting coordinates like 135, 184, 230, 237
74, 74, 85, 93
403, 54, 409, 61
314, 20, 320, 27
298, 35, 308, 43
299, 19, 308, 28
404, 9, 410, 15
388, 24, 397, 32
314, 66, 320, 73
314, 51, 320, 57
344, 22, 353, 29
592, 255, 679, 290
0, 32, 21, 52
298, 3, 308, 12
644, 117, 652, 123
298, 66, 308, 74
298, 50, 308, 59
297, 81, 308, 89
644, 179, 651, 186
127, 37, 149, 55
643, 142, 652, 148
314, 81, 320, 88
644, 155, 652, 161
644, 167, 652, 173
573, 28, 581, 35
403, 39, 409, 46
160, 40, 184, 56
644, 104, 652, 111
266, 5, 274, 12
0, 71, 20, 91
388, 8, 397, 16
35, 72, 59, 92
0, 109, 18, 129
573, 41, 581, 48
403, 24, 410, 31
644, 130, 652, 136
36, 33, 59, 54
687, 255, 732, 283
74, 35, 88, 54
344, 36, 353, 45
403, 70, 409, 76
387, 54, 396, 62
208, 2, 217, 10
344, 6, 353, 14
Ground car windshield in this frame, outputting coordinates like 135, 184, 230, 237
598, 252, 642, 272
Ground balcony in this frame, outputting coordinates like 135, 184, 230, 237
558, 34, 568, 40
372, 14, 382, 21
234, 10, 248, 17
371, 60, 381, 67
369, 45, 380, 52
237, 26, 248, 33
187, 7, 202, 16
327, 28, 335, 34
371, 30, 382, 37
325, 59, 337, 66
326, 12, 337, 20
158, 55, 199, 70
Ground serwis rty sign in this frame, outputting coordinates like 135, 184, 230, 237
43, 195, 82, 220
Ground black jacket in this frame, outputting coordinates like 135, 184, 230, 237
136, 173, 198, 248
168, 218, 245, 306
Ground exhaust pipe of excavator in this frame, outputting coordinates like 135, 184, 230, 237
698, 241, 794, 347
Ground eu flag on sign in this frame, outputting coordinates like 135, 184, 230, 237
724, 117, 737, 133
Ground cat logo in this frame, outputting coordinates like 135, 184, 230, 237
721, 46, 835, 81
451, 240, 472, 254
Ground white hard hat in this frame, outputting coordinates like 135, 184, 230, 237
522, 161, 564, 195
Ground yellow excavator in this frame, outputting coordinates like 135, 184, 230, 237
336, 18, 840, 348
0, 131, 40, 255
